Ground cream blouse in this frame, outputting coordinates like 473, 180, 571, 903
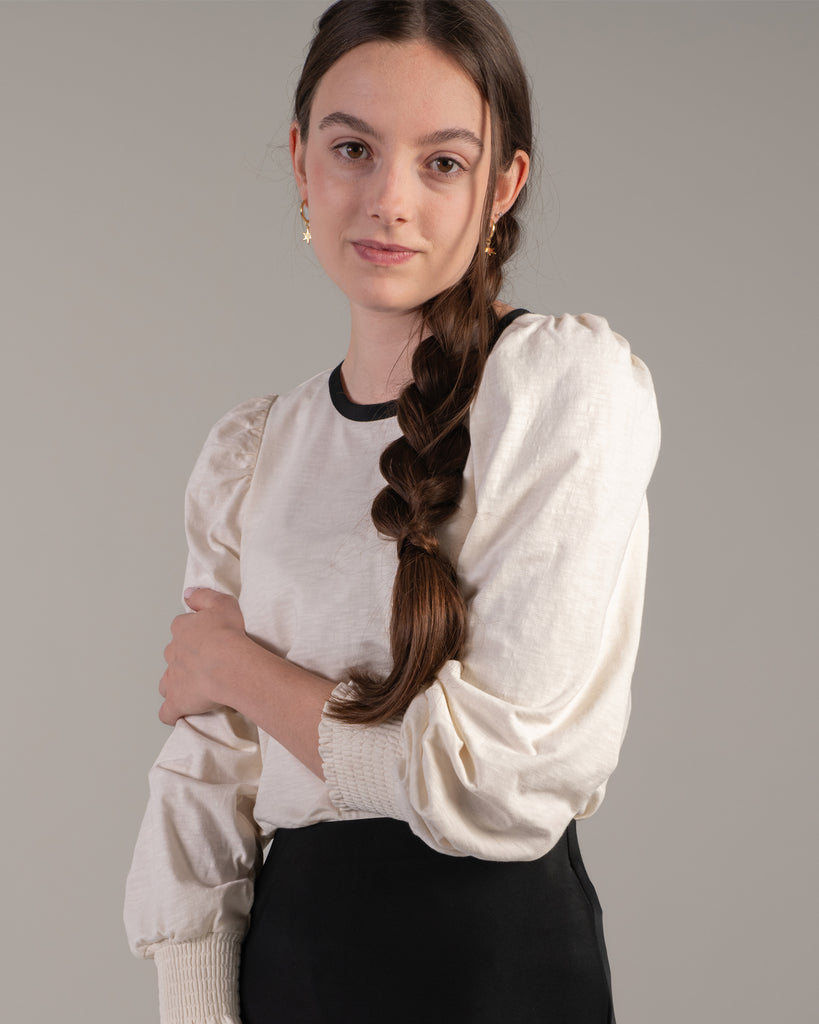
124, 311, 661, 1024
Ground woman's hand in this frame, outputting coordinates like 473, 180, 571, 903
159, 588, 250, 725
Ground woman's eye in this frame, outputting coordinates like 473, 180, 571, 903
336, 142, 369, 160
431, 157, 462, 175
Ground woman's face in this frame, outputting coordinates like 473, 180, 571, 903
291, 40, 526, 322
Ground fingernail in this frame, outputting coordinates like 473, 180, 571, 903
184, 587, 196, 599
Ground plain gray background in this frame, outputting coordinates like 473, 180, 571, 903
2, 1, 816, 1021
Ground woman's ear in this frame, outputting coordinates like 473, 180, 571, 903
493, 149, 530, 217
290, 121, 308, 200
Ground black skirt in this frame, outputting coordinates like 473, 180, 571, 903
239, 817, 615, 1024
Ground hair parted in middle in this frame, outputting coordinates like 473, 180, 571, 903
294, 0, 534, 724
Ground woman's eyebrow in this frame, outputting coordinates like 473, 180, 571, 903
418, 127, 484, 152
317, 111, 484, 152
318, 111, 379, 138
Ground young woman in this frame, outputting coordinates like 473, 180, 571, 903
125, 2, 660, 1022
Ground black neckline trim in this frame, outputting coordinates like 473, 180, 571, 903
491, 306, 530, 351
328, 307, 530, 422
328, 364, 398, 422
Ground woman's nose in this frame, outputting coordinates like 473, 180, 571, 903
367, 161, 412, 225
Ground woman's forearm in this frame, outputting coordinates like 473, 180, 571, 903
227, 637, 334, 779
160, 587, 335, 778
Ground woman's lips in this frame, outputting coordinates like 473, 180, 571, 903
352, 239, 418, 265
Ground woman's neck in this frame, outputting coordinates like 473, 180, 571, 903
339, 300, 517, 405
340, 307, 422, 404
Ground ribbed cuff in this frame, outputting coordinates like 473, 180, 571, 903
155, 933, 242, 1024
318, 681, 408, 819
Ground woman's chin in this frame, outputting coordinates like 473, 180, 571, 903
345, 286, 431, 319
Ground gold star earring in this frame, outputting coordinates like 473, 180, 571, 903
300, 200, 311, 245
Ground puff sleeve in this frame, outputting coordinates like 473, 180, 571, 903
318, 313, 661, 860
124, 394, 275, 1024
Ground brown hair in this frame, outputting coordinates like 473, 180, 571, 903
294, 0, 533, 723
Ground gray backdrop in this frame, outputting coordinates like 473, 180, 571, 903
2, 1, 816, 1021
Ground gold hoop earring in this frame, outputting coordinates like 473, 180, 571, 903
300, 201, 311, 245
484, 218, 497, 256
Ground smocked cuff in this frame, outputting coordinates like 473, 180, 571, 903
318, 681, 408, 819
155, 933, 242, 1024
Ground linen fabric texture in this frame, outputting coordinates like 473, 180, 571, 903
123, 312, 661, 1024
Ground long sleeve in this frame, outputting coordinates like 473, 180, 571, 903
319, 313, 661, 860
124, 394, 275, 1024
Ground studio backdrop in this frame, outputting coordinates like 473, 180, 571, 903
1, 3, 816, 1022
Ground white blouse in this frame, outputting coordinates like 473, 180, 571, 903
124, 312, 661, 1024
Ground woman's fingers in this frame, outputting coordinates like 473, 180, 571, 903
183, 586, 232, 612
157, 588, 246, 722
158, 694, 179, 727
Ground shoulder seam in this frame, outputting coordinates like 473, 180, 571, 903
249, 394, 278, 477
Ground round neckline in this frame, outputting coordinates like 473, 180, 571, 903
328, 364, 398, 422
328, 307, 529, 422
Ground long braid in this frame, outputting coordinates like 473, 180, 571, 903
329, 203, 515, 724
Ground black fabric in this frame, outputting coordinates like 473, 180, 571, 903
328, 308, 530, 421
239, 816, 615, 1024
489, 306, 529, 352
328, 363, 397, 421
